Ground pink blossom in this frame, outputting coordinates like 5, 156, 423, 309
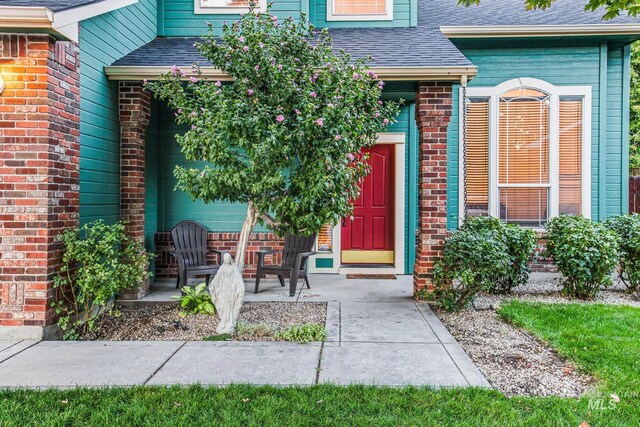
191, 125, 197, 131
255, 65, 260, 71
216, 89, 222, 94
311, 74, 318, 83
378, 100, 383, 105
238, 36, 245, 43
378, 81, 385, 89
177, 108, 183, 114
276, 114, 285, 123
375, 112, 381, 118
189, 76, 198, 83
272, 15, 278, 22
215, 81, 222, 87
247, 89, 254, 96
315, 118, 324, 127
243, 46, 249, 52
277, 64, 283, 70
310, 92, 317, 98
347, 153, 354, 161
171, 65, 178, 76
368, 71, 378, 79
383, 118, 389, 126
190, 111, 197, 117
295, 109, 301, 115
180, 70, 186, 77
335, 134, 342, 141
352, 72, 360, 79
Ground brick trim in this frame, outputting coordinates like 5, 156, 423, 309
413, 82, 453, 293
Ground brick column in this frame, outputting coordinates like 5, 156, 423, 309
119, 81, 151, 299
413, 82, 453, 293
0, 35, 80, 338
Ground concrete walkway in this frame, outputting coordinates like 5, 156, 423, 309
0, 275, 490, 388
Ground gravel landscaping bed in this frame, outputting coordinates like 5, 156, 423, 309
472, 276, 640, 310
81, 302, 326, 341
436, 308, 595, 398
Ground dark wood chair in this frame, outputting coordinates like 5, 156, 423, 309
170, 220, 225, 289
255, 234, 317, 297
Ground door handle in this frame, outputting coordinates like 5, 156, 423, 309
342, 219, 347, 227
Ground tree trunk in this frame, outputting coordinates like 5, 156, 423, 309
236, 201, 258, 274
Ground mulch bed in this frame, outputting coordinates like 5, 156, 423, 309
80, 302, 326, 342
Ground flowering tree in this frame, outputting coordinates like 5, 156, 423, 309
146, 8, 399, 272
458, 0, 639, 19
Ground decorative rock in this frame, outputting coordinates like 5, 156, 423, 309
209, 253, 245, 334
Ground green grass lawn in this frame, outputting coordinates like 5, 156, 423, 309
1, 302, 639, 426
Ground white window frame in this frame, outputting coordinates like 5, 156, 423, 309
326, 0, 393, 21
458, 77, 592, 228
194, 0, 266, 14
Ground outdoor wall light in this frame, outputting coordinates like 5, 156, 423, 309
0, 75, 5, 95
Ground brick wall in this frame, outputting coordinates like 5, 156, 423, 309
155, 232, 284, 280
413, 82, 453, 293
0, 35, 80, 331
118, 81, 152, 299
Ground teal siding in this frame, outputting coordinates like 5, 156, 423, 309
161, 0, 302, 36
145, 102, 160, 279
309, 0, 412, 28
153, 95, 416, 273
79, 0, 157, 225
605, 45, 627, 217
446, 41, 628, 229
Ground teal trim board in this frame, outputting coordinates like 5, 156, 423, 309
622, 44, 631, 213
599, 42, 608, 220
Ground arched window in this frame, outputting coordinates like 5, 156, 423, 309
460, 78, 591, 228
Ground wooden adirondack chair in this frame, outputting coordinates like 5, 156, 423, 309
170, 220, 225, 289
255, 234, 317, 297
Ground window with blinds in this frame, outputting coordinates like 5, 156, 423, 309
464, 99, 489, 217
463, 81, 588, 228
201, 0, 251, 7
332, 0, 387, 15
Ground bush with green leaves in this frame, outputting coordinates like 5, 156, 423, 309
432, 228, 510, 311
545, 215, 619, 299
460, 216, 537, 294
145, 6, 399, 273
604, 214, 640, 292
51, 221, 152, 340
275, 323, 327, 343
172, 283, 216, 317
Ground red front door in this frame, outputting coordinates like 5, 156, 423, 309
341, 144, 395, 264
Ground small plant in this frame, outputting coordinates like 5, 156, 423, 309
203, 333, 232, 341
275, 324, 327, 343
460, 216, 537, 294
604, 214, 640, 292
51, 220, 152, 340
235, 321, 276, 339
545, 215, 619, 299
432, 228, 510, 311
173, 283, 215, 317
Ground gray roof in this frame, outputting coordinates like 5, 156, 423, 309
0, 0, 104, 12
111, 0, 640, 69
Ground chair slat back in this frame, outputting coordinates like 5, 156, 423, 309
281, 234, 316, 268
171, 221, 209, 267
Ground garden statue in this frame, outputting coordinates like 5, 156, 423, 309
209, 253, 245, 334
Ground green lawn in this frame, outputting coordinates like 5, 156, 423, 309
1, 302, 639, 426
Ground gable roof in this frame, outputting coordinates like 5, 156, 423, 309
0, 1, 104, 12
106, 0, 640, 81
0, 0, 138, 42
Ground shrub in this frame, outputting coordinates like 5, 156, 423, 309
545, 215, 619, 299
460, 216, 537, 294
275, 324, 327, 343
172, 283, 216, 317
51, 221, 152, 340
432, 228, 510, 311
604, 214, 640, 292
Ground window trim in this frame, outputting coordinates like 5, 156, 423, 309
194, 0, 266, 15
458, 77, 592, 228
326, 0, 394, 21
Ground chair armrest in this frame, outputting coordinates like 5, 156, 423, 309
294, 251, 317, 271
